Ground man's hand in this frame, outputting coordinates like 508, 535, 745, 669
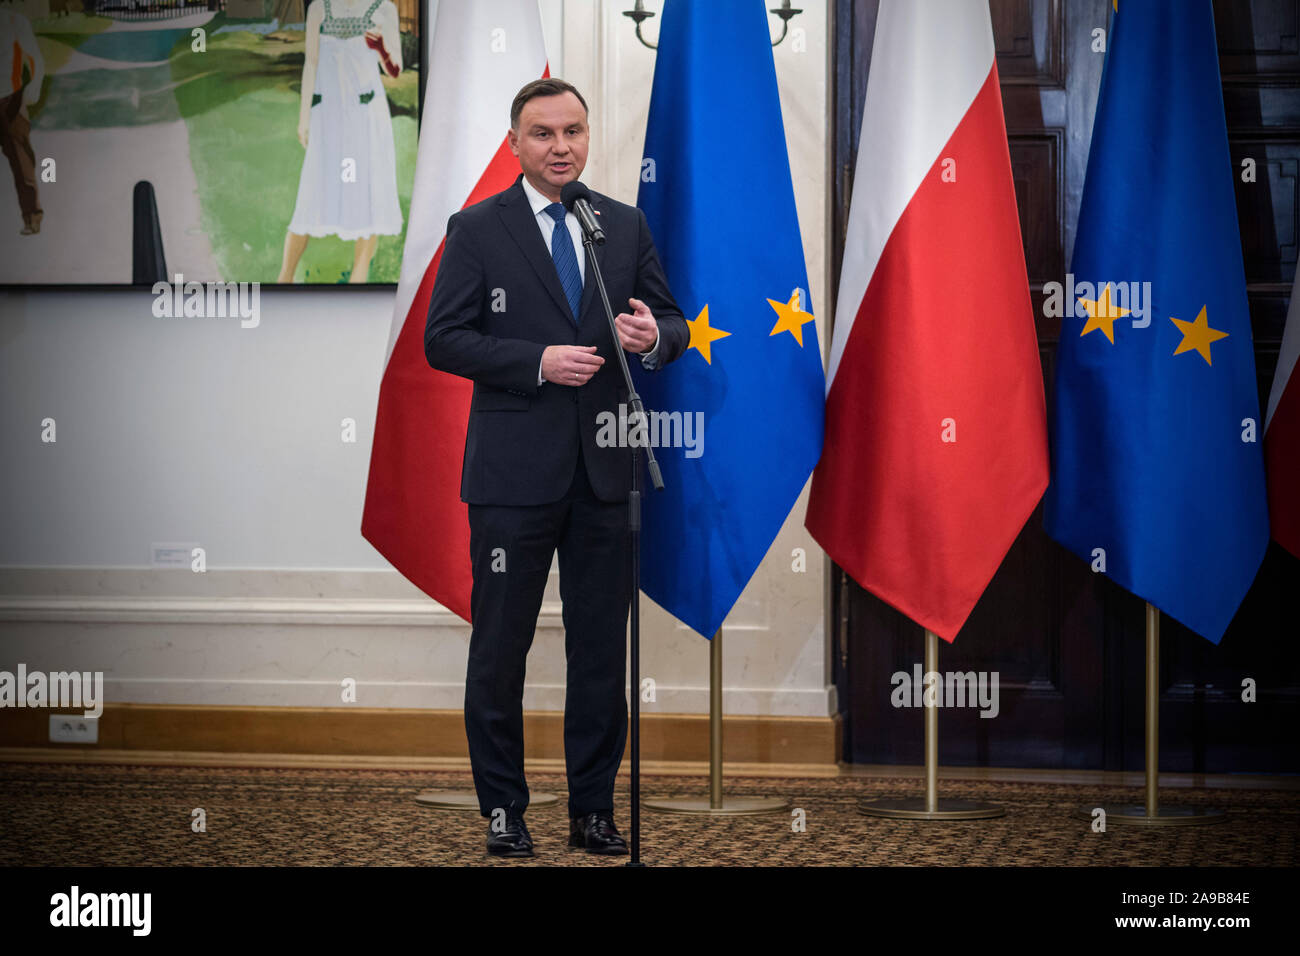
615, 298, 658, 353
542, 344, 604, 386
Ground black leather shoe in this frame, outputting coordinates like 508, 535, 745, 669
486, 812, 534, 858
569, 810, 629, 855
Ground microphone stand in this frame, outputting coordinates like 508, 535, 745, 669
580, 226, 663, 868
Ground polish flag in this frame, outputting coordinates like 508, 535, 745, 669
805, 0, 1049, 641
362, 1, 547, 621
1265, 273, 1300, 559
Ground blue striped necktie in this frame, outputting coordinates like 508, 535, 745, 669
544, 202, 583, 325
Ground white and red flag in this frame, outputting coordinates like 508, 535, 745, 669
1265, 272, 1300, 558
362, 1, 547, 621
806, 0, 1049, 641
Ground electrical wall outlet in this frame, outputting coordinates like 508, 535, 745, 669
151, 543, 199, 568
48, 715, 99, 744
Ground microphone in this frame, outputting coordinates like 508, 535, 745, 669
561, 181, 605, 245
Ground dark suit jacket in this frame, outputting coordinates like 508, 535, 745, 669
424, 175, 689, 506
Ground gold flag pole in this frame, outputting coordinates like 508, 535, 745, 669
859, 628, 1004, 820
1078, 602, 1224, 826
709, 622, 723, 809
644, 628, 790, 815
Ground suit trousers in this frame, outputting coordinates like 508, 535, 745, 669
465, 445, 631, 818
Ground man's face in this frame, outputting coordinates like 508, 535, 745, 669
509, 92, 589, 200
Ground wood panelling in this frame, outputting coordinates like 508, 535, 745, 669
1214, 0, 1299, 81
1009, 131, 1064, 288
0, 704, 841, 768
991, 0, 1065, 87
1230, 139, 1299, 283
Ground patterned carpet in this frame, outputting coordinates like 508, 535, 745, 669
1, 762, 1296, 866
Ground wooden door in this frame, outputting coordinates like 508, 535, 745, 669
830, 0, 1300, 772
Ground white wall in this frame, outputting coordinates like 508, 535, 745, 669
0, 0, 834, 721
0, 289, 392, 568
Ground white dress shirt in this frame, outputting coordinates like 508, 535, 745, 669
519, 176, 661, 385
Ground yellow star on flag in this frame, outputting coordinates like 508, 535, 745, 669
686, 304, 731, 364
1078, 284, 1132, 344
1170, 305, 1228, 366
768, 288, 815, 346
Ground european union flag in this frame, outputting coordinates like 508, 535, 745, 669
633, 0, 825, 638
1043, 0, 1269, 643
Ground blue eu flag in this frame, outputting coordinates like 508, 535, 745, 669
633, 0, 825, 638
1043, 0, 1269, 643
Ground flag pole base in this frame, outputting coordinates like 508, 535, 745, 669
414, 791, 560, 810
642, 795, 792, 815
1075, 804, 1226, 827
857, 797, 1005, 820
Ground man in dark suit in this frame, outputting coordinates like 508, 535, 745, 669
424, 78, 689, 858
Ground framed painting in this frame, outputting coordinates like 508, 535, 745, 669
0, 0, 422, 285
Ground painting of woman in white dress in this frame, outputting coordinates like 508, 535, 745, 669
279, 0, 404, 283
